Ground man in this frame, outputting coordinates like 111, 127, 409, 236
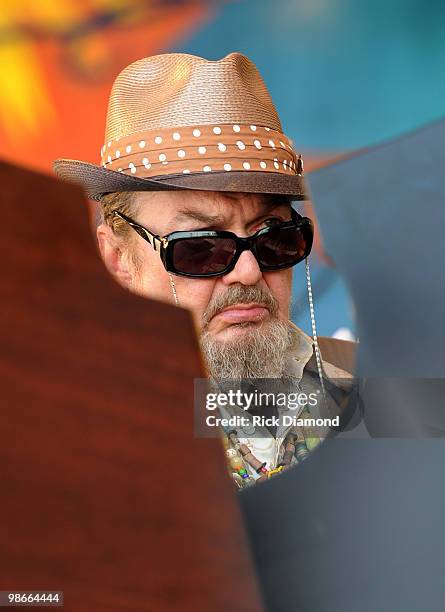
54, 52, 352, 489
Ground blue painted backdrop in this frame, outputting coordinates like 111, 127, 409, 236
174, 0, 445, 336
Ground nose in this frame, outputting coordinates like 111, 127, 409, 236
222, 249, 262, 286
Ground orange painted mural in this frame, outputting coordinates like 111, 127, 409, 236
0, 0, 217, 173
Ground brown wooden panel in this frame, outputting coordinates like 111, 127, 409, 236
0, 161, 262, 612
318, 336, 356, 375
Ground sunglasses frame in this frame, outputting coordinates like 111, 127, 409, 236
112, 207, 313, 278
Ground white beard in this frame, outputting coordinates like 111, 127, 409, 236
200, 318, 293, 380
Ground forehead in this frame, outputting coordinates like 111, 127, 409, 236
133, 190, 292, 230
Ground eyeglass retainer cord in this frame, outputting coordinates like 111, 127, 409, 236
305, 257, 327, 405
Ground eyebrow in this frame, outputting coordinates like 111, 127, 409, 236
165, 196, 293, 233
170, 209, 226, 228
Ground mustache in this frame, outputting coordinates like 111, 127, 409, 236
202, 284, 279, 328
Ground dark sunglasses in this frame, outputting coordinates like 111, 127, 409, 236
112, 208, 313, 278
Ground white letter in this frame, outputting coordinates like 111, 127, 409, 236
298, 393, 308, 406
217, 392, 227, 406
206, 393, 217, 410
243, 393, 253, 411
308, 392, 318, 406
287, 393, 298, 410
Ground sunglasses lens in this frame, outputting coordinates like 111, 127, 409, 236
256, 224, 313, 269
172, 237, 237, 275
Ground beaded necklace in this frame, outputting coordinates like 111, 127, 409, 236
222, 425, 310, 489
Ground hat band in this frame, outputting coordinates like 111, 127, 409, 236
100, 124, 303, 179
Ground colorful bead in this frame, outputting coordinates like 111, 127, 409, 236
268, 466, 285, 478
229, 456, 243, 470
295, 441, 310, 462
256, 462, 267, 474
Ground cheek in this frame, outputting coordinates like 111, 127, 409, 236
127, 242, 217, 320
263, 269, 293, 317
173, 277, 216, 327
132, 247, 171, 301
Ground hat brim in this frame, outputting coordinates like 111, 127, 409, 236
53, 159, 308, 201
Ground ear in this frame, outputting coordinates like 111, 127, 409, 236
96, 223, 133, 288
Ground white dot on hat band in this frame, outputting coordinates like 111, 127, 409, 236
101, 125, 300, 180
110, 154, 299, 177
108, 141, 112, 148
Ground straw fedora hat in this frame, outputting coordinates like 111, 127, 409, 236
54, 52, 307, 201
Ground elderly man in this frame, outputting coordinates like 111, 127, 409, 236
55, 52, 351, 489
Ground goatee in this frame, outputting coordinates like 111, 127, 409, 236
199, 285, 293, 380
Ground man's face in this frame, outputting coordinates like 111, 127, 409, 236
98, 190, 295, 378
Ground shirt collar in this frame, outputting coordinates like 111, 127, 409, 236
285, 321, 314, 380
